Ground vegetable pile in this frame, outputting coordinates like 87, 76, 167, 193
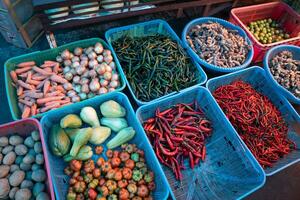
0, 131, 50, 200
269, 50, 300, 98
213, 80, 296, 168
143, 102, 212, 180
186, 21, 251, 68
48, 100, 156, 199
112, 35, 200, 102
247, 18, 290, 44
49, 100, 135, 162
10, 60, 71, 118
57, 42, 120, 99
10, 42, 121, 118
64, 144, 155, 200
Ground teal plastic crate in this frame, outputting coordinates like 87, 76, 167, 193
264, 45, 300, 104
105, 19, 207, 106
136, 87, 265, 200
4, 38, 126, 120
207, 66, 300, 176
182, 17, 254, 73
40, 92, 169, 200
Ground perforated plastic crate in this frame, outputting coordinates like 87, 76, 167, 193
40, 92, 169, 200
206, 66, 300, 176
4, 38, 126, 120
136, 87, 265, 200
264, 45, 300, 105
229, 2, 300, 63
181, 17, 254, 73
0, 118, 55, 199
105, 19, 207, 106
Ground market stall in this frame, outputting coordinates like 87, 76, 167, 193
0, 0, 299, 199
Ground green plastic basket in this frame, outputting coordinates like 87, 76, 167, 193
4, 38, 126, 120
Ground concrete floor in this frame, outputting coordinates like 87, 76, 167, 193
0, 14, 300, 200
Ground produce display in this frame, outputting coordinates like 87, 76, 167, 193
143, 102, 212, 180
48, 100, 156, 199
186, 21, 251, 68
10, 42, 121, 118
269, 50, 300, 98
64, 144, 155, 200
247, 19, 290, 44
112, 35, 200, 102
0, 131, 50, 200
213, 80, 296, 168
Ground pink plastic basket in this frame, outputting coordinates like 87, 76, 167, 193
0, 119, 55, 200
229, 2, 300, 63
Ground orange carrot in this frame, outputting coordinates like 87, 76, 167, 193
19, 99, 33, 107
32, 74, 48, 81
17, 61, 35, 68
10, 71, 18, 83
44, 67, 52, 73
17, 80, 34, 90
45, 99, 70, 106
17, 86, 23, 96
36, 78, 48, 90
22, 106, 31, 118
37, 96, 64, 105
50, 74, 68, 84
53, 63, 60, 74
56, 85, 65, 93
31, 103, 37, 116
40, 102, 60, 113
44, 60, 58, 65
18, 72, 29, 78
45, 91, 62, 97
32, 66, 53, 76
24, 91, 44, 99
15, 67, 32, 74
27, 79, 41, 86
26, 71, 32, 82
40, 61, 57, 68
43, 80, 50, 95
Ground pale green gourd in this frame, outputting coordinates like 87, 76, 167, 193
63, 145, 93, 162
60, 114, 82, 128
100, 118, 128, 132
80, 107, 100, 127
89, 127, 111, 145
69, 128, 92, 157
100, 100, 126, 118
49, 124, 71, 156
64, 128, 80, 142
107, 127, 135, 149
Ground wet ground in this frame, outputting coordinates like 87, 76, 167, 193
0, 13, 299, 200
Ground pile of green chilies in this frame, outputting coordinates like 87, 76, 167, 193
112, 35, 200, 102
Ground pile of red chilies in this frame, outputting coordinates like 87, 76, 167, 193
213, 80, 296, 168
143, 102, 212, 180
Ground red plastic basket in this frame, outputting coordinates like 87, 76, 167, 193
0, 119, 55, 200
229, 2, 300, 63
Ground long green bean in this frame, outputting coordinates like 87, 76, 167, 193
112, 35, 201, 102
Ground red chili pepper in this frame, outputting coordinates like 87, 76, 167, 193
202, 146, 206, 161
143, 101, 212, 180
213, 80, 295, 168
189, 152, 194, 169
165, 134, 175, 150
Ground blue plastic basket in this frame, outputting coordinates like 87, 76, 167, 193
40, 92, 169, 200
182, 17, 254, 73
206, 66, 300, 176
264, 45, 300, 104
105, 19, 207, 106
136, 87, 265, 200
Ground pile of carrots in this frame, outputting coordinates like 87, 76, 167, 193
10, 61, 70, 118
